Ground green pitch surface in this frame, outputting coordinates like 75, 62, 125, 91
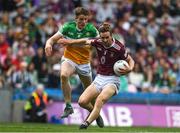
0, 123, 180, 132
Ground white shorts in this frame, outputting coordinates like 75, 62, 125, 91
93, 74, 120, 95
61, 56, 92, 77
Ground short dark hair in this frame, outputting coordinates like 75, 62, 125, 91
75, 7, 89, 17
98, 22, 112, 34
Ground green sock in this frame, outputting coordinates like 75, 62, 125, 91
66, 102, 72, 108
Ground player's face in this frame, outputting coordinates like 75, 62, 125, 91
100, 32, 113, 47
76, 15, 88, 29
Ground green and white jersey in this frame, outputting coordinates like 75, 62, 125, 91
59, 21, 98, 39
58, 21, 98, 64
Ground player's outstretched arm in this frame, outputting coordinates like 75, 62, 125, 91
45, 32, 63, 56
57, 38, 92, 46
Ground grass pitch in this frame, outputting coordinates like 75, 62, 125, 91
0, 123, 180, 132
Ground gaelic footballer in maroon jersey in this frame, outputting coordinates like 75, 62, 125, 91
90, 38, 128, 76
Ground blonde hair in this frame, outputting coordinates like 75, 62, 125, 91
75, 7, 89, 17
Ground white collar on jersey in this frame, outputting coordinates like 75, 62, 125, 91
76, 23, 84, 31
111, 38, 116, 46
76, 26, 83, 31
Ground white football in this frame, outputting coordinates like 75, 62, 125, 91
113, 60, 129, 76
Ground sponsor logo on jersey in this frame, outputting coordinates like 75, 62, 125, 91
68, 32, 74, 36
86, 32, 90, 36
77, 32, 82, 38
77, 34, 81, 38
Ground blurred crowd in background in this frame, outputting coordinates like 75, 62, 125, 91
0, 0, 179, 97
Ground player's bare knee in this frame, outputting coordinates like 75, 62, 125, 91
78, 97, 88, 107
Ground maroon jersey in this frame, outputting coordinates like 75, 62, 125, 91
91, 38, 128, 75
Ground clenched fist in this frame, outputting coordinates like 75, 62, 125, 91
45, 44, 52, 57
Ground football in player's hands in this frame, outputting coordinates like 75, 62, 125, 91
113, 60, 130, 76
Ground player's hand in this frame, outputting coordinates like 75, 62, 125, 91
118, 64, 132, 75
45, 44, 52, 57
